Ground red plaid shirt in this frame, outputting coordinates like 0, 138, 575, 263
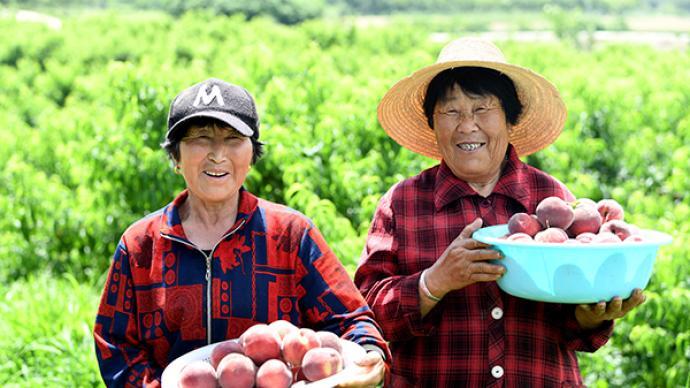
355, 145, 613, 387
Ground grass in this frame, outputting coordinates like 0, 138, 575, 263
0, 273, 103, 387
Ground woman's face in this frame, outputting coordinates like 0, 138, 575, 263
177, 123, 253, 206
432, 84, 511, 183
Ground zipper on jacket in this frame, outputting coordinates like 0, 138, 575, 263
161, 218, 246, 345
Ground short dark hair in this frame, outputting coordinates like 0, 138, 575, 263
161, 117, 264, 165
423, 67, 523, 129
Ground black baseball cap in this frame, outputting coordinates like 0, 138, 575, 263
166, 78, 259, 141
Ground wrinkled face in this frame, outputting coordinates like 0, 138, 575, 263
177, 123, 253, 206
432, 84, 511, 183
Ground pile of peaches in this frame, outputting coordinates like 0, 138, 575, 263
178, 321, 346, 388
504, 197, 645, 243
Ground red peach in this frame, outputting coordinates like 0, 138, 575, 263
269, 320, 299, 341
216, 353, 256, 388
507, 213, 543, 237
302, 347, 344, 382
592, 232, 622, 243
597, 199, 625, 222
240, 324, 282, 365
506, 232, 533, 242
316, 331, 343, 354
282, 328, 322, 367
567, 204, 602, 237
536, 197, 574, 229
534, 227, 569, 243
256, 359, 292, 388
210, 340, 243, 369
599, 220, 640, 241
178, 360, 216, 388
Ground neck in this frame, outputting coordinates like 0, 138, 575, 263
468, 173, 500, 197
180, 192, 240, 237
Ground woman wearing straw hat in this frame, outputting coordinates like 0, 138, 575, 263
354, 38, 645, 386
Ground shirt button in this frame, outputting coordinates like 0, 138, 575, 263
480, 199, 492, 208
491, 307, 504, 320
491, 365, 504, 378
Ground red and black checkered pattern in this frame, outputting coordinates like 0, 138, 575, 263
355, 145, 613, 387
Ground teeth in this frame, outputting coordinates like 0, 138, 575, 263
205, 171, 227, 177
458, 143, 482, 151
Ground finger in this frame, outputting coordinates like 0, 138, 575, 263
607, 296, 623, 315
337, 357, 385, 387
592, 301, 606, 315
353, 351, 382, 367
470, 272, 505, 282
471, 262, 506, 275
621, 289, 646, 312
458, 238, 492, 251
459, 218, 484, 239
460, 248, 503, 261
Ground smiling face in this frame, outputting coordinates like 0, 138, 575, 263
177, 122, 253, 207
433, 84, 511, 184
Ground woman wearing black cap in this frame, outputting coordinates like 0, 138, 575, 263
93, 78, 388, 387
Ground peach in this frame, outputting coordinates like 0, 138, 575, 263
210, 340, 243, 369
592, 232, 622, 243
301, 347, 344, 382
534, 227, 568, 243
316, 331, 343, 354
575, 232, 597, 243
599, 220, 640, 241
178, 360, 216, 388
506, 232, 533, 242
536, 197, 574, 229
597, 199, 625, 222
255, 359, 292, 388
507, 213, 543, 237
567, 204, 602, 237
269, 320, 299, 341
216, 353, 256, 388
282, 328, 322, 367
240, 324, 282, 365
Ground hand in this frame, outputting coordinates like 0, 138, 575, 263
425, 218, 505, 298
336, 351, 385, 387
575, 288, 646, 330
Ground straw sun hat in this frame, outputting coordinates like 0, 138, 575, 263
377, 37, 567, 159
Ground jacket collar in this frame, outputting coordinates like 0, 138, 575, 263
159, 187, 259, 241
434, 144, 531, 211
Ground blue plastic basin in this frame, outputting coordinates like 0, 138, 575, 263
472, 224, 673, 303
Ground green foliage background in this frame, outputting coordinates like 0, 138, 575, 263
0, 9, 689, 387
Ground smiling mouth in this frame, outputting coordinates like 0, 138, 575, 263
204, 171, 229, 178
456, 142, 485, 152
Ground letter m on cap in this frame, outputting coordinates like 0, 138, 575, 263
193, 84, 225, 107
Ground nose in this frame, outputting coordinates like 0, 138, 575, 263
208, 138, 228, 163
455, 113, 478, 133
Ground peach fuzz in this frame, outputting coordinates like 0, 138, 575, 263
301, 347, 344, 382
178, 360, 216, 388
240, 323, 282, 365
216, 353, 256, 388
256, 359, 292, 388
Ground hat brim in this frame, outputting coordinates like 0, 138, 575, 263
377, 60, 567, 159
166, 111, 255, 140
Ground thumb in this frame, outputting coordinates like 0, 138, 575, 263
459, 218, 483, 239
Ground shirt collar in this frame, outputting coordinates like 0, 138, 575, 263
433, 144, 532, 211
159, 187, 258, 239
